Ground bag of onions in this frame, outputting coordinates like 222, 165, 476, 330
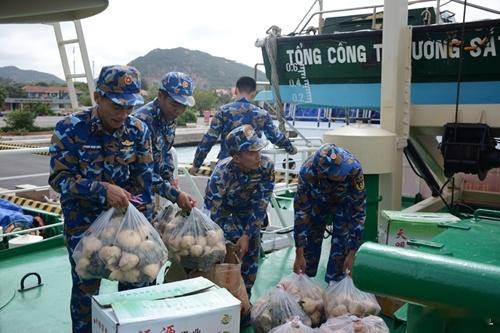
279, 273, 325, 326
72, 203, 168, 284
318, 314, 389, 333
323, 276, 380, 318
269, 316, 318, 333
251, 285, 312, 333
162, 207, 226, 272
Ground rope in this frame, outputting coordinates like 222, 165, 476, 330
263, 26, 287, 134
454, 0, 468, 123
0, 290, 16, 312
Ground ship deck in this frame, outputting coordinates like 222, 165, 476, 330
0, 236, 404, 332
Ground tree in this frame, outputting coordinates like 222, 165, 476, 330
74, 82, 92, 107
216, 92, 232, 106
1, 83, 26, 98
78, 94, 92, 107
143, 85, 159, 104
0, 82, 27, 107
26, 102, 54, 116
5, 108, 36, 131
176, 109, 197, 126
0, 86, 7, 106
193, 90, 217, 114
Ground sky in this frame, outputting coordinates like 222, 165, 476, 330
0, 0, 499, 80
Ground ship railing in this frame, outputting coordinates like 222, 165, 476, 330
263, 143, 321, 188
0, 222, 64, 242
0, 146, 49, 155
293, 0, 500, 35
0, 138, 51, 145
285, 103, 378, 127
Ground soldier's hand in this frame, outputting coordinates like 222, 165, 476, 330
289, 145, 298, 155
293, 247, 306, 274
343, 249, 356, 275
104, 183, 131, 208
188, 166, 199, 175
236, 234, 250, 258
176, 192, 197, 211
170, 178, 180, 189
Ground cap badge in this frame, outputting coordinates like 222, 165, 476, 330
123, 75, 133, 85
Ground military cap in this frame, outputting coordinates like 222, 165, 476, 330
160, 72, 195, 107
226, 125, 267, 155
96, 65, 144, 107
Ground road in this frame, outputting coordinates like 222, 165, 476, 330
0, 118, 328, 191
0, 116, 208, 191
0, 153, 49, 190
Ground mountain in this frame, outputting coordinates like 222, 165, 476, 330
128, 47, 266, 90
0, 66, 64, 84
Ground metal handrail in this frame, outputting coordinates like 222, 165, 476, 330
254, 63, 269, 85
1, 222, 63, 238
296, 3, 384, 34
0, 138, 51, 145
292, 0, 321, 34
0, 186, 51, 196
295, 0, 500, 35
0, 147, 49, 155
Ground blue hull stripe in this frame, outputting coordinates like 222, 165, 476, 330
278, 81, 500, 108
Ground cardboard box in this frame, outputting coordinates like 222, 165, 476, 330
379, 211, 460, 248
92, 277, 240, 333
376, 295, 405, 318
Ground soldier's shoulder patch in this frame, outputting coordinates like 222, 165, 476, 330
353, 174, 365, 191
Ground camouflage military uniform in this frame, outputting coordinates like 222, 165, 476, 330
49, 65, 153, 333
192, 97, 295, 168
294, 144, 366, 283
204, 125, 274, 296
133, 98, 179, 201
133, 72, 195, 202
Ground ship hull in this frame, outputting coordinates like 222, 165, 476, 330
262, 19, 500, 108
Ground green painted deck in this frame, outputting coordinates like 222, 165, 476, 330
0, 237, 399, 332
412, 213, 500, 263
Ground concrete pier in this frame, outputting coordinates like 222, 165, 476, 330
0, 116, 211, 146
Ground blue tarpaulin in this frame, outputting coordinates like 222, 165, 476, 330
0, 199, 33, 229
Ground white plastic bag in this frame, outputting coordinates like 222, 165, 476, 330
251, 285, 312, 333
72, 203, 168, 283
269, 316, 319, 333
163, 207, 226, 271
323, 276, 380, 318
318, 314, 389, 333
279, 273, 325, 326
154, 202, 181, 239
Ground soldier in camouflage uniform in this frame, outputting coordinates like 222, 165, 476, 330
204, 125, 274, 298
190, 76, 296, 174
293, 143, 366, 283
133, 72, 196, 211
49, 65, 153, 333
